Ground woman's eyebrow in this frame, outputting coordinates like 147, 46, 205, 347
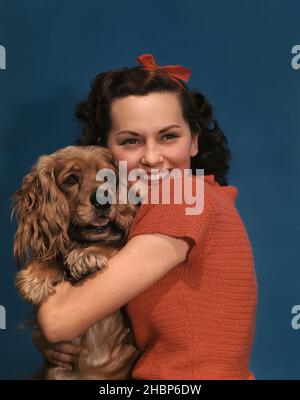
116, 124, 181, 136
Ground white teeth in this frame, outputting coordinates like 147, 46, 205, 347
145, 170, 170, 181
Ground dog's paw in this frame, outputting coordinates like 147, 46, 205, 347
65, 250, 108, 281
15, 269, 63, 305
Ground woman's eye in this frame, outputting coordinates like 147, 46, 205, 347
120, 134, 177, 146
63, 174, 80, 186
162, 133, 177, 141
120, 138, 139, 145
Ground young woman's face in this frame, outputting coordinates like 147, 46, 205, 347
107, 92, 199, 186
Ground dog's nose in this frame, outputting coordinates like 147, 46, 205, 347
90, 190, 112, 209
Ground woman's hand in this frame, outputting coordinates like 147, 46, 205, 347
32, 328, 81, 370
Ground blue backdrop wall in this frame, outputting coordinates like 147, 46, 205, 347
0, 0, 299, 379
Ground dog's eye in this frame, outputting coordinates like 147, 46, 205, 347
63, 174, 79, 186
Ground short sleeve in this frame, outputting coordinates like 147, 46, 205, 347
127, 176, 215, 261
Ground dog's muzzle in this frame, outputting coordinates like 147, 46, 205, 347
90, 189, 114, 211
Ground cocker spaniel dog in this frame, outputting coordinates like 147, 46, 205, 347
12, 145, 139, 380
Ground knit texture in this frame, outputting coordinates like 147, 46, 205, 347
126, 174, 257, 380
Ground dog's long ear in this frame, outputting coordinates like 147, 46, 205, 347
12, 155, 71, 268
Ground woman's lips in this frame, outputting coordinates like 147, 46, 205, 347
141, 170, 171, 181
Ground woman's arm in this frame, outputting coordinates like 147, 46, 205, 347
37, 233, 192, 343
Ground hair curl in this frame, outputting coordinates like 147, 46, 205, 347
75, 66, 231, 186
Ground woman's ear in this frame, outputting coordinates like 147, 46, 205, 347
190, 133, 199, 157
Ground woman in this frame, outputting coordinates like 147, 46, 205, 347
34, 53, 258, 379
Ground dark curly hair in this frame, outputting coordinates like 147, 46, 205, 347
75, 66, 231, 186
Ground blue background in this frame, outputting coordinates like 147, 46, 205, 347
0, 0, 299, 379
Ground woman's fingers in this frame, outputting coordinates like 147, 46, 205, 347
48, 358, 73, 370
54, 342, 81, 356
48, 350, 78, 364
32, 328, 82, 370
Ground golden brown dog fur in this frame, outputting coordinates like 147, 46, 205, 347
12, 145, 139, 380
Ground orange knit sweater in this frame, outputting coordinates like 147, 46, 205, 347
126, 174, 257, 380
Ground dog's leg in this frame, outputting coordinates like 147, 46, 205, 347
65, 245, 119, 281
15, 260, 63, 305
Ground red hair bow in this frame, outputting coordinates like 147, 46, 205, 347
136, 53, 191, 91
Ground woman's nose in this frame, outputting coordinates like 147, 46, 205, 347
140, 145, 163, 167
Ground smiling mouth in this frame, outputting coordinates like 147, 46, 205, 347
141, 170, 171, 181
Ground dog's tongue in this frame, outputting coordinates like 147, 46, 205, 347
92, 217, 109, 227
